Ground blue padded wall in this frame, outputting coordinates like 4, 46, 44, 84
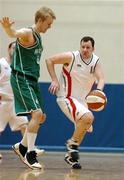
0, 83, 124, 151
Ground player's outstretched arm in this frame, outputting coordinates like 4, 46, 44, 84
0, 17, 16, 38
0, 17, 31, 41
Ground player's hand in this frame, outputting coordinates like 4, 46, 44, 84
48, 80, 60, 95
0, 17, 14, 29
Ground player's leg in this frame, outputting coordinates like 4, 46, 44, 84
9, 114, 28, 161
24, 82, 46, 169
71, 112, 94, 145
10, 115, 45, 163
12, 112, 46, 169
0, 99, 11, 159
24, 110, 46, 169
57, 97, 94, 169
65, 112, 93, 169
10, 73, 46, 169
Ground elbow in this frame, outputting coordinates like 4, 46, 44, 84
45, 58, 50, 66
45, 58, 53, 66
45, 58, 49, 64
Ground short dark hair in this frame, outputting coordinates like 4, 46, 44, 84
8, 41, 16, 49
80, 36, 95, 48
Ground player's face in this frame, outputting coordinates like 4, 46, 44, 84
38, 16, 54, 33
80, 40, 94, 60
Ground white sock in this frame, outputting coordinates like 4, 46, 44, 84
21, 128, 27, 147
27, 132, 37, 152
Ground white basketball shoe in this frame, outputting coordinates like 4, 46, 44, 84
12, 142, 45, 158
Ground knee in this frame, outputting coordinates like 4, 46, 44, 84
80, 112, 94, 127
85, 112, 94, 125
41, 113, 46, 124
32, 111, 46, 124
20, 124, 27, 131
38, 112, 46, 125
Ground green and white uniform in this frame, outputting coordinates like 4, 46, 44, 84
10, 28, 44, 116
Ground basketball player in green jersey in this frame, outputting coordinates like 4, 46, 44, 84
0, 7, 56, 170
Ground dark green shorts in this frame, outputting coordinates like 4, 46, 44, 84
10, 71, 44, 116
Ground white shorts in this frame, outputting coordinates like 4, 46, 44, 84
0, 99, 28, 132
57, 96, 90, 123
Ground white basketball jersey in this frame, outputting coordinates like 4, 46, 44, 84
57, 51, 99, 102
0, 58, 13, 99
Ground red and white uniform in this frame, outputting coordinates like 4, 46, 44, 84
0, 58, 28, 132
57, 51, 99, 123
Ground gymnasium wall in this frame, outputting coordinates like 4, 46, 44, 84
0, 0, 124, 83
0, 83, 124, 152
0, 0, 124, 151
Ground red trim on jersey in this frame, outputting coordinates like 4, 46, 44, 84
63, 66, 76, 120
67, 97, 76, 120
63, 66, 71, 97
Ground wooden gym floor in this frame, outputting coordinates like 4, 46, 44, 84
0, 150, 124, 180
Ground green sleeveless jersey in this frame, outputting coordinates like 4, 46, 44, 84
11, 28, 43, 80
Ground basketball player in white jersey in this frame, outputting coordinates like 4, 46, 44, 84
46, 36, 105, 169
0, 42, 44, 159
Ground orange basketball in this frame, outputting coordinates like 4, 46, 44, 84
85, 89, 107, 111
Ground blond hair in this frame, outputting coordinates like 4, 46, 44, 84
35, 7, 56, 23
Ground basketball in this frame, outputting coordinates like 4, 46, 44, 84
85, 89, 107, 111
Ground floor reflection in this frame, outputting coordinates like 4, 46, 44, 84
64, 169, 81, 180
17, 168, 44, 180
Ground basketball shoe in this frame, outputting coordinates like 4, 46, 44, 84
24, 151, 42, 170
12, 143, 27, 163
12, 142, 45, 158
64, 139, 82, 169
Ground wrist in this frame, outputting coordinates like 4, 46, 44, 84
96, 88, 103, 91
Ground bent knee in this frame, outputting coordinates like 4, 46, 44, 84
81, 112, 94, 124
32, 111, 46, 124
41, 113, 46, 124
38, 112, 46, 124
